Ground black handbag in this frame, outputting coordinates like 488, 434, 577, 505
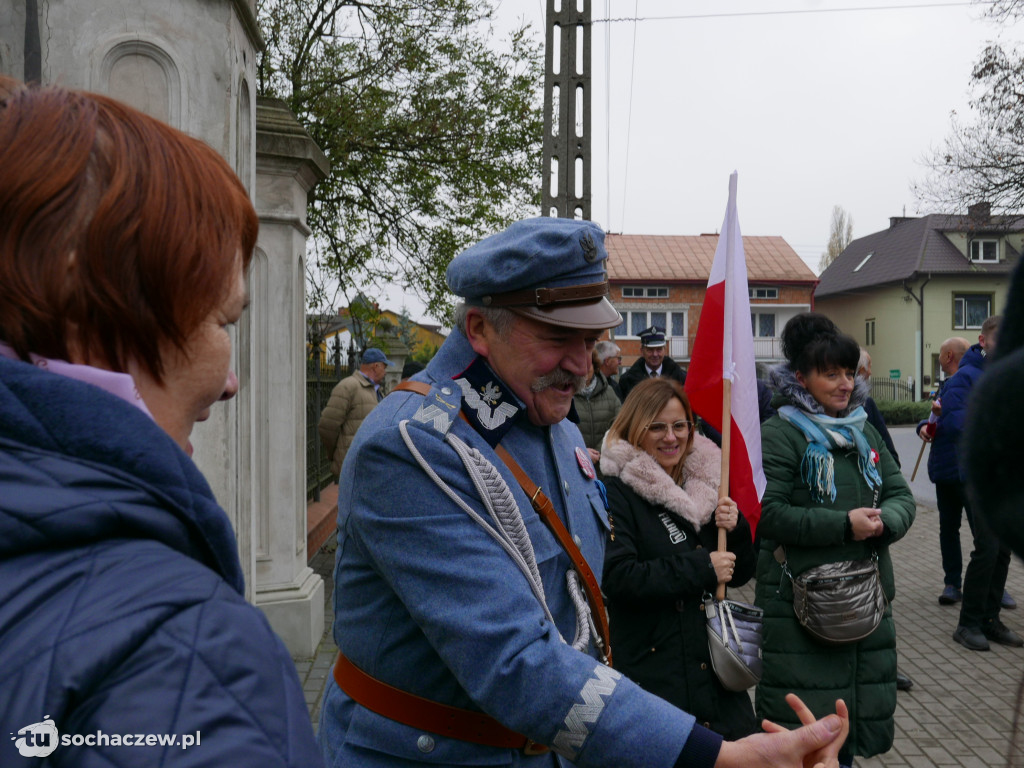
704, 594, 763, 691
779, 548, 886, 645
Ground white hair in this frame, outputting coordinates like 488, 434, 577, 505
594, 340, 621, 364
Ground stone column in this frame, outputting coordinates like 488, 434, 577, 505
252, 97, 330, 656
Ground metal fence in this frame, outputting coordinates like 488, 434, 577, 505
870, 378, 915, 402
307, 359, 349, 501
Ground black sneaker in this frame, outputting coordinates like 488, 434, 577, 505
938, 585, 962, 605
953, 625, 990, 651
983, 620, 1024, 647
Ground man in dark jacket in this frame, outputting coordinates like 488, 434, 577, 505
618, 326, 687, 400
916, 337, 971, 606
932, 318, 1022, 651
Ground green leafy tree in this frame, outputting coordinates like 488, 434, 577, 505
258, 0, 544, 321
819, 205, 854, 272
916, 1, 1024, 213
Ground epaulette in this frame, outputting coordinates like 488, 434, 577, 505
406, 382, 461, 437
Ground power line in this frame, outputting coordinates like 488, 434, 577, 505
619, 0, 641, 232
593, 1, 991, 24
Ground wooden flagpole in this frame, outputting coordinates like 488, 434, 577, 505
911, 439, 928, 482
717, 379, 732, 601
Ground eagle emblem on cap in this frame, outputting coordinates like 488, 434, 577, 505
580, 232, 598, 263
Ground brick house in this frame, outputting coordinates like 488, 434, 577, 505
603, 233, 818, 376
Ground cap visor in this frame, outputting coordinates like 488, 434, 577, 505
510, 297, 622, 331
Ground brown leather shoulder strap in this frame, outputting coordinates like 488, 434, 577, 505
390, 379, 611, 665
393, 380, 432, 395
492, 444, 612, 666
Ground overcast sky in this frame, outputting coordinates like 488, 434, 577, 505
384, 0, 1019, 319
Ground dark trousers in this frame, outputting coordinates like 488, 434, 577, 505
935, 481, 975, 588
959, 504, 1013, 629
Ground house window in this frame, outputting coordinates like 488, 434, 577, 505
615, 310, 686, 338
621, 286, 669, 298
969, 239, 998, 263
953, 294, 992, 329
748, 287, 779, 300
750, 313, 776, 338
865, 319, 875, 346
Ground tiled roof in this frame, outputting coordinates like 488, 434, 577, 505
604, 233, 817, 283
815, 214, 1023, 298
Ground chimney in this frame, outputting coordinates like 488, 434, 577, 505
968, 202, 991, 223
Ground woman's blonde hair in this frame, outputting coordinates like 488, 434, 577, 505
606, 377, 696, 483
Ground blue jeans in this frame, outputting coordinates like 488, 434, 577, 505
935, 481, 975, 589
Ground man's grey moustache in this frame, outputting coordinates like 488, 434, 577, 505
531, 369, 587, 393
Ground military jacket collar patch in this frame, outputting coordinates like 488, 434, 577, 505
453, 357, 523, 447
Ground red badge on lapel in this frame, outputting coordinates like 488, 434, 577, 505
576, 446, 595, 479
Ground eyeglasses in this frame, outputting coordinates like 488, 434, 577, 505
644, 420, 692, 438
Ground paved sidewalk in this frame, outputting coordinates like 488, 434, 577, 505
295, 436, 1024, 764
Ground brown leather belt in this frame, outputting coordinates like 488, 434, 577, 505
333, 653, 549, 755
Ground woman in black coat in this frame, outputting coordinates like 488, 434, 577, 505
600, 377, 758, 739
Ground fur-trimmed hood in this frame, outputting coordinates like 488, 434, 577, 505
599, 433, 721, 530
768, 362, 869, 416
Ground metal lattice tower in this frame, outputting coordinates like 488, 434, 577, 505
541, 0, 591, 221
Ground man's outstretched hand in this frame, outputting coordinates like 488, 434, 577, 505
715, 694, 849, 768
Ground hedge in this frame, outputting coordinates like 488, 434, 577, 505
875, 399, 931, 425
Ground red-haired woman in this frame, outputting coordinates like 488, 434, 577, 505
0, 78, 321, 766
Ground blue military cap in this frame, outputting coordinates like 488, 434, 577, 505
446, 217, 622, 330
638, 326, 666, 347
362, 348, 393, 366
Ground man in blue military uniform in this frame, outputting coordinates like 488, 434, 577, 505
317, 217, 847, 768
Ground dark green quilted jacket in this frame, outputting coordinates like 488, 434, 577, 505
754, 401, 915, 758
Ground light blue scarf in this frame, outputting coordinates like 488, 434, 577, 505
777, 405, 883, 504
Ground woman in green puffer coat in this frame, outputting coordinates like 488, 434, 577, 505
755, 314, 915, 767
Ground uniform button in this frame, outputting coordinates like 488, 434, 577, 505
563, 481, 570, 493
573, 534, 582, 547
700, 663, 708, 671
417, 735, 435, 753
698, 602, 705, 612
441, 387, 452, 395
703, 721, 710, 728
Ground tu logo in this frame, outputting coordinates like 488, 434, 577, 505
12, 717, 59, 758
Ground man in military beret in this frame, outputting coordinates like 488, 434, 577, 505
318, 217, 848, 768
617, 325, 687, 400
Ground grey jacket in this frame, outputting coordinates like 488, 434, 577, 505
573, 372, 621, 450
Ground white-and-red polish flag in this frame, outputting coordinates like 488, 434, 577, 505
684, 172, 766, 536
